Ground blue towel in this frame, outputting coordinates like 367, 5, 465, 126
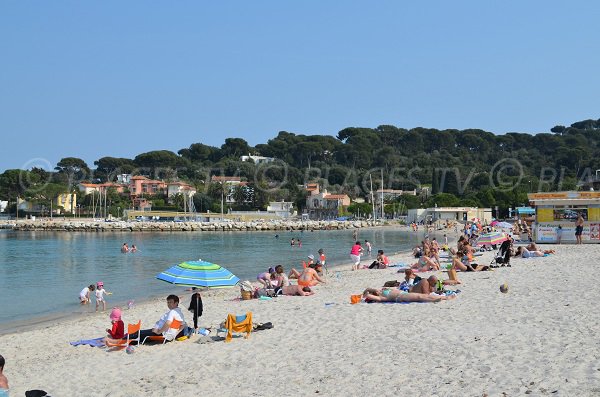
70, 337, 105, 347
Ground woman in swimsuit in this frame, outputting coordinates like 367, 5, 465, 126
289, 265, 326, 287
411, 248, 440, 271
362, 288, 455, 303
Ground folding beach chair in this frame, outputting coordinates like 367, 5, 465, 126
105, 320, 142, 348
141, 319, 182, 345
217, 312, 253, 342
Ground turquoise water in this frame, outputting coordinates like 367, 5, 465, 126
0, 228, 421, 329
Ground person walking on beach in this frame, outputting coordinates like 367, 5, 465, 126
0, 354, 8, 395
350, 241, 363, 271
95, 281, 108, 312
575, 213, 584, 244
79, 284, 95, 305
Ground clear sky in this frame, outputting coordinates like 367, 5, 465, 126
1, 1, 599, 172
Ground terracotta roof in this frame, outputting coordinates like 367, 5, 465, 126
80, 183, 97, 187
130, 175, 149, 180
324, 194, 348, 200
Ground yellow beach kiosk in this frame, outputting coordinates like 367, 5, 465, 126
528, 191, 600, 243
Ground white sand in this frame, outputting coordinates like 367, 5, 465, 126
2, 244, 600, 396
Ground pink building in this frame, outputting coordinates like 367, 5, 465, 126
129, 176, 167, 196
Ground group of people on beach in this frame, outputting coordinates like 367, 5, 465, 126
255, 248, 328, 297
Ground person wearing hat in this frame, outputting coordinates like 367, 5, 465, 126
95, 281, 107, 312
102, 307, 125, 345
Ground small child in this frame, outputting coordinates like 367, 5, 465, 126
103, 307, 125, 345
365, 240, 372, 255
95, 281, 107, 312
79, 284, 95, 305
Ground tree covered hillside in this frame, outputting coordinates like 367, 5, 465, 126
1, 118, 599, 217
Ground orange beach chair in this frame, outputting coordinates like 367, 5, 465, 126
105, 320, 142, 348
222, 312, 253, 343
141, 319, 182, 345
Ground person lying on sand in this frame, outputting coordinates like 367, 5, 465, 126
362, 288, 455, 303
275, 285, 314, 296
410, 275, 460, 295
515, 246, 555, 258
288, 264, 326, 287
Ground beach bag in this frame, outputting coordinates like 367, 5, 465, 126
350, 294, 362, 304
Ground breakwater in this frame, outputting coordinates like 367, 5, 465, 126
0, 219, 386, 232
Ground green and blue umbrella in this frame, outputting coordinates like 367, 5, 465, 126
156, 260, 240, 288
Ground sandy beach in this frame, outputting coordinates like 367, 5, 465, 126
2, 243, 600, 397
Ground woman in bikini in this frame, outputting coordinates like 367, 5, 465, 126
362, 288, 455, 303
289, 264, 326, 287
411, 248, 440, 271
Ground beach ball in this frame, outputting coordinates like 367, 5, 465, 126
499, 283, 509, 293
126, 345, 135, 354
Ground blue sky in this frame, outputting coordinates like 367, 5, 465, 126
1, 1, 599, 172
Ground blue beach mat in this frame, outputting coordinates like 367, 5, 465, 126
70, 337, 105, 347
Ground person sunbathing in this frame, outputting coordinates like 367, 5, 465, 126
362, 288, 455, 303
275, 285, 314, 296
410, 248, 440, 271
515, 246, 555, 258
451, 249, 490, 272
288, 264, 326, 287
410, 275, 460, 295
525, 243, 555, 254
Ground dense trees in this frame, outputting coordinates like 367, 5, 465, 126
1, 117, 600, 215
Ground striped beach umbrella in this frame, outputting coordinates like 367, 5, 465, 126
156, 260, 240, 288
477, 232, 508, 246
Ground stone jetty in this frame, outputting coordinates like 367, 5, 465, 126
0, 219, 387, 232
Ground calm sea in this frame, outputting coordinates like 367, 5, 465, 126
0, 227, 423, 331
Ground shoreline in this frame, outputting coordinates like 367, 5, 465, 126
0, 218, 390, 232
4, 240, 599, 395
0, 243, 422, 337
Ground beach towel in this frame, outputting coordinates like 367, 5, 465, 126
69, 337, 105, 347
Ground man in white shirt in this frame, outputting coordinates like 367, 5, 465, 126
138, 295, 187, 342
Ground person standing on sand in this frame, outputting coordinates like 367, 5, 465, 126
0, 354, 8, 395
350, 241, 363, 271
575, 213, 584, 245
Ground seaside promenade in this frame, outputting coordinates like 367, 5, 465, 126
2, 242, 599, 396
